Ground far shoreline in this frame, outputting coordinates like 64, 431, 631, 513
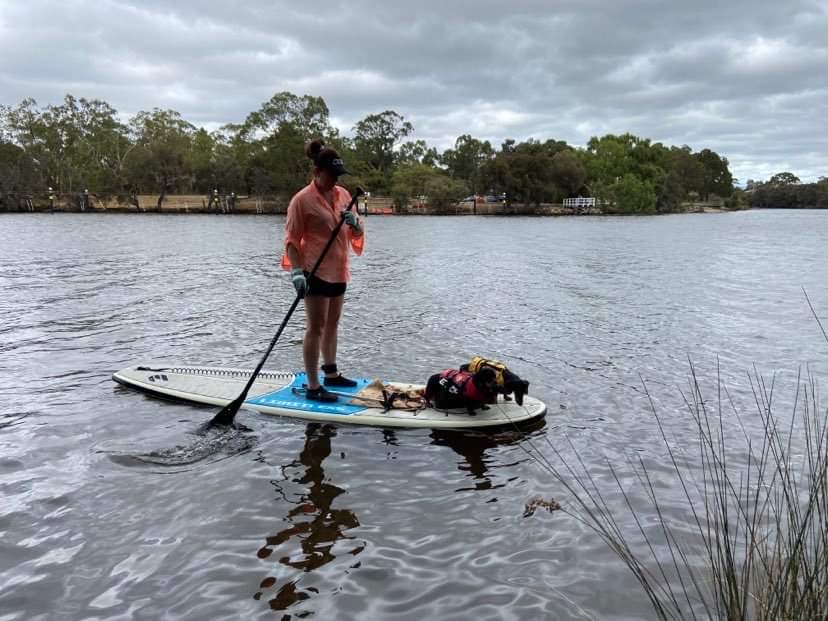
1, 194, 739, 216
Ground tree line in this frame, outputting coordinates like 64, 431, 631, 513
0, 92, 744, 213
746, 173, 828, 209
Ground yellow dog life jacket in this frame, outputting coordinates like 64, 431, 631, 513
466, 356, 508, 387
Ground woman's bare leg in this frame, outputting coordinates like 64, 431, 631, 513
321, 294, 345, 374
303, 295, 330, 389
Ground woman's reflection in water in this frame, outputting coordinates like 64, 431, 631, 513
253, 423, 363, 612
252, 420, 545, 611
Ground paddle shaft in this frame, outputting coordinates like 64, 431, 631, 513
209, 188, 363, 426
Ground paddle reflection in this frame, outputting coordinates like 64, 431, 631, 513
254, 423, 363, 612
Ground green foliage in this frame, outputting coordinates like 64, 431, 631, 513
127, 109, 196, 204
668, 146, 703, 187
0, 141, 42, 209
478, 139, 574, 204
656, 169, 687, 213
550, 150, 587, 198
390, 163, 466, 211
397, 140, 439, 168
441, 134, 494, 194
257, 121, 312, 197
695, 148, 734, 200
767, 171, 801, 186
601, 174, 657, 214
352, 110, 413, 194
723, 188, 750, 210
751, 174, 828, 208
0, 93, 747, 214
239, 92, 335, 141
584, 134, 636, 186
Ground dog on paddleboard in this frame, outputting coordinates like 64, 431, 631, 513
423, 366, 498, 415
423, 357, 530, 415
459, 357, 530, 406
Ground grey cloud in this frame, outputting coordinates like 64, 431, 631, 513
0, 0, 826, 180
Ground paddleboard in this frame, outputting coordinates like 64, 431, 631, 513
112, 365, 547, 429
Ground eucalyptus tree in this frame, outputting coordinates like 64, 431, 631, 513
127, 108, 197, 209
441, 134, 494, 195
352, 110, 413, 193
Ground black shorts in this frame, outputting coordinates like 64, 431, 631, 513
305, 273, 347, 298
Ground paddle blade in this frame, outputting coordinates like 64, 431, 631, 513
209, 394, 246, 427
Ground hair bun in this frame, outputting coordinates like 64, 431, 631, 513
305, 138, 325, 162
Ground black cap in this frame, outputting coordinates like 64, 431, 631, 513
317, 151, 349, 177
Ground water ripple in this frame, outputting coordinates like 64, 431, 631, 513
1, 211, 827, 619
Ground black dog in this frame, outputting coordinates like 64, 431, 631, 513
424, 367, 497, 415
459, 357, 530, 406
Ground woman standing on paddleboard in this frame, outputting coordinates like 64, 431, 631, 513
281, 139, 365, 402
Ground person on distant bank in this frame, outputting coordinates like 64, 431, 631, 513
281, 139, 365, 402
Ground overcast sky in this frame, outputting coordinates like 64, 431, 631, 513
1, 0, 826, 182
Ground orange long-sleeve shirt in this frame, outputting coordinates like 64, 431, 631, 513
280, 182, 365, 283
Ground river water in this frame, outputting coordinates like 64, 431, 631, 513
1, 211, 826, 620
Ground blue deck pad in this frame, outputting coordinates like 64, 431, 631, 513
246, 372, 376, 415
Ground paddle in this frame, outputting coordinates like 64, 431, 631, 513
209, 186, 365, 427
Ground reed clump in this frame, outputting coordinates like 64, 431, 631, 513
531, 364, 828, 620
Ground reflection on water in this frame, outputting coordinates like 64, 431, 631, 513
431, 419, 547, 492
251, 422, 548, 615
255, 424, 363, 612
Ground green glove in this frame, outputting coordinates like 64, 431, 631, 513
291, 268, 306, 298
343, 210, 360, 231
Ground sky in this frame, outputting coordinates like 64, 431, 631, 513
1, 0, 826, 183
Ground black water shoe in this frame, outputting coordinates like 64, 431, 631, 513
324, 374, 357, 388
321, 363, 357, 387
305, 386, 338, 402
